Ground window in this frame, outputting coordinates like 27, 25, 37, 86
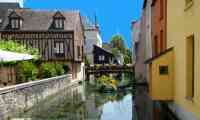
99, 55, 105, 61
54, 41, 64, 56
11, 19, 21, 29
160, 0, 164, 20
54, 19, 64, 29
77, 46, 81, 58
185, 0, 193, 10
53, 11, 65, 29
159, 66, 168, 75
185, 0, 193, 6
186, 34, 194, 99
154, 36, 158, 56
160, 30, 164, 52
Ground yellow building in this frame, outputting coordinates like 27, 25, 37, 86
167, 0, 200, 119
146, 0, 200, 119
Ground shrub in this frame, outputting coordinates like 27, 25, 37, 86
96, 75, 118, 91
18, 61, 38, 83
63, 64, 70, 74
55, 63, 65, 75
40, 63, 57, 78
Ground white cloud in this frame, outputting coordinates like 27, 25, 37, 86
0, 0, 24, 7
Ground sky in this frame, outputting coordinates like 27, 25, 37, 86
23, 0, 143, 48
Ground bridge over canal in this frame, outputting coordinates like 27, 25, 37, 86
85, 64, 135, 80
86, 64, 134, 74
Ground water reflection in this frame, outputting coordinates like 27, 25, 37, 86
13, 82, 135, 120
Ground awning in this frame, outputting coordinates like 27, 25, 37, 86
0, 49, 33, 62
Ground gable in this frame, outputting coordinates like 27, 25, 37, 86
53, 11, 65, 19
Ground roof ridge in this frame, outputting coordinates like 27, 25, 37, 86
20, 9, 80, 13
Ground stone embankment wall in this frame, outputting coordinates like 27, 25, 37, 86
0, 74, 75, 119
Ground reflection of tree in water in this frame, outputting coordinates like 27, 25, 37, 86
86, 83, 131, 108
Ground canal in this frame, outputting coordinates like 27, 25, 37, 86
11, 74, 139, 120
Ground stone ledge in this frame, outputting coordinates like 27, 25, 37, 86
0, 74, 72, 95
0, 74, 74, 119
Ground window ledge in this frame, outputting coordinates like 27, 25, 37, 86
184, 1, 194, 11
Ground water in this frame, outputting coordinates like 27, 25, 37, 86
12, 82, 136, 120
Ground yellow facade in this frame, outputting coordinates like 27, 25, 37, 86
167, 0, 200, 119
149, 49, 174, 101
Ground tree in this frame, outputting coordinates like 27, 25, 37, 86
109, 34, 132, 64
124, 48, 132, 64
110, 35, 126, 53
111, 48, 119, 57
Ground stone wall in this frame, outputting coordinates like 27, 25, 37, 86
0, 74, 73, 119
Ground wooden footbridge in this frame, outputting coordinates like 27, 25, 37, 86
85, 64, 134, 75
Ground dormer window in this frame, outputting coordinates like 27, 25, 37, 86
9, 11, 23, 30
53, 11, 65, 29
54, 19, 64, 29
11, 19, 21, 29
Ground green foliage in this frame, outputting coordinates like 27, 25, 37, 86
109, 34, 132, 64
96, 75, 118, 91
110, 35, 126, 53
55, 63, 65, 76
40, 63, 57, 78
63, 64, 70, 74
85, 57, 90, 66
124, 49, 132, 64
18, 61, 38, 83
111, 48, 119, 57
0, 40, 39, 59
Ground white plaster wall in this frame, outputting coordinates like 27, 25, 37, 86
84, 30, 102, 64
76, 62, 85, 81
144, 0, 152, 60
144, 0, 152, 82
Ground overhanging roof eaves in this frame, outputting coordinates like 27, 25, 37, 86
144, 47, 174, 64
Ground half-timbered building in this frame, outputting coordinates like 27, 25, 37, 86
0, 9, 85, 80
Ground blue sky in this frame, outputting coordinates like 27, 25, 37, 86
24, 0, 143, 48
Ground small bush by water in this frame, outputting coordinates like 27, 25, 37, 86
40, 63, 66, 78
18, 61, 38, 83
17, 62, 66, 83
96, 75, 118, 91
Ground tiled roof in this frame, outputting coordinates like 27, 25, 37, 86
0, 2, 20, 28
0, 2, 20, 9
0, 9, 81, 31
93, 44, 113, 56
144, 47, 174, 64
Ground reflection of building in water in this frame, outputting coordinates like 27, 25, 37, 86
71, 83, 102, 119
85, 93, 102, 119
70, 84, 87, 120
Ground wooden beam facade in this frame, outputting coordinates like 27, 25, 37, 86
0, 31, 74, 61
